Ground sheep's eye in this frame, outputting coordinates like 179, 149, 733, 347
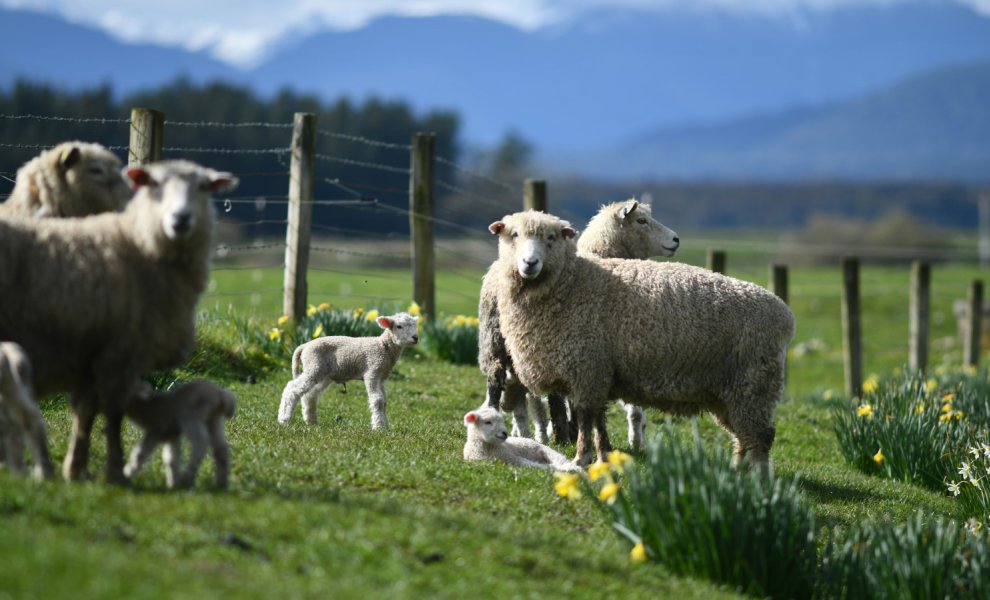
198, 181, 212, 192
510, 231, 519, 239
88, 166, 105, 176
483, 420, 492, 425
547, 234, 556, 242
637, 218, 648, 224
396, 325, 402, 330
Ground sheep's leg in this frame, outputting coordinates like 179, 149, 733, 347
593, 407, 613, 464
527, 393, 549, 444
22, 406, 54, 480
547, 393, 570, 445
103, 406, 127, 486
502, 380, 530, 438
179, 423, 210, 489
161, 439, 182, 489
63, 392, 97, 481
623, 402, 646, 452
365, 375, 388, 430
1, 426, 26, 475
277, 378, 302, 423
485, 372, 504, 410
124, 434, 161, 480
300, 379, 331, 425
209, 418, 231, 490
572, 405, 595, 466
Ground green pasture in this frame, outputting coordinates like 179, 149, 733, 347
3, 250, 989, 598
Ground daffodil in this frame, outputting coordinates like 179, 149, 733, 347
453, 315, 469, 327
926, 378, 938, 393
408, 302, 421, 316
630, 542, 648, 563
353, 308, 364, 319
318, 302, 331, 312
607, 450, 633, 473
955, 410, 965, 421
306, 304, 317, 317
959, 462, 974, 479
268, 327, 282, 341
822, 389, 834, 401
862, 376, 879, 394
554, 472, 582, 500
965, 365, 978, 377
857, 404, 874, 418
942, 403, 954, 413
873, 449, 885, 465
312, 324, 324, 339
277, 315, 290, 327
943, 393, 955, 403
948, 480, 962, 496
915, 403, 925, 415
588, 461, 611, 482
599, 482, 621, 504
467, 316, 479, 327
940, 413, 953, 424
366, 309, 380, 322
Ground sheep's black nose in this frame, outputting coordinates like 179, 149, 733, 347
412, 335, 419, 344
673, 236, 680, 244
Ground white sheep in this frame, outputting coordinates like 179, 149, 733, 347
0, 342, 54, 480
479, 199, 679, 447
0, 160, 238, 484
124, 380, 237, 490
0, 141, 132, 218
463, 406, 582, 473
489, 210, 794, 468
278, 312, 420, 429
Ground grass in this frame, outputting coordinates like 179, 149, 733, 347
3, 250, 989, 598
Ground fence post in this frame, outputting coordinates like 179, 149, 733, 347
707, 249, 726, 274
283, 112, 317, 320
769, 264, 788, 304
523, 179, 547, 212
128, 107, 164, 165
841, 257, 863, 398
909, 260, 930, 372
964, 280, 984, 368
410, 132, 436, 322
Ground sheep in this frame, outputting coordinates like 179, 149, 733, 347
488, 210, 794, 469
479, 199, 680, 447
124, 380, 237, 489
0, 342, 54, 480
278, 312, 420, 429
0, 160, 238, 484
463, 406, 582, 473
0, 141, 132, 218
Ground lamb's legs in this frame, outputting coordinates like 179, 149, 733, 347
300, 379, 331, 425
209, 418, 231, 490
547, 393, 570, 445
624, 402, 646, 452
277, 378, 302, 423
63, 392, 96, 481
365, 376, 388, 430
501, 380, 530, 438
526, 393, 549, 444
179, 423, 210, 488
124, 434, 161, 480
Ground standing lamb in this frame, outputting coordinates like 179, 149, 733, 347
489, 210, 794, 468
278, 312, 419, 429
124, 380, 237, 490
0, 141, 132, 218
0, 160, 238, 483
479, 199, 679, 446
0, 342, 54, 480
463, 406, 582, 473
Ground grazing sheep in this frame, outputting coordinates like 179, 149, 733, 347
124, 380, 237, 489
489, 210, 794, 468
479, 199, 679, 447
0, 160, 238, 483
278, 312, 420, 429
0, 141, 132, 218
0, 342, 54, 480
463, 406, 582, 473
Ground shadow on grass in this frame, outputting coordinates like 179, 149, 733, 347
798, 477, 878, 504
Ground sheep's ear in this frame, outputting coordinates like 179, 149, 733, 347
562, 226, 577, 239
618, 200, 639, 221
464, 412, 478, 425
208, 171, 239, 194
376, 316, 393, 330
59, 146, 81, 170
124, 166, 154, 189
489, 221, 506, 235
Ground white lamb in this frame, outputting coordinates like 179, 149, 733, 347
0, 141, 132, 218
0, 160, 238, 484
0, 342, 54, 480
124, 380, 237, 490
278, 312, 420, 429
463, 406, 582, 473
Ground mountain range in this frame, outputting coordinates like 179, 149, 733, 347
2, 3, 990, 181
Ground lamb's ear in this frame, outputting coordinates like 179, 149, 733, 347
618, 199, 639, 221
208, 171, 239, 194
464, 412, 478, 425
489, 221, 506, 235
376, 316, 393, 330
59, 146, 81, 171
124, 166, 154, 189
562, 226, 577, 239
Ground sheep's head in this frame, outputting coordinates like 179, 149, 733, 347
377, 312, 420, 346
580, 199, 680, 259
464, 407, 509, 444
125, 160, 238, 240
52, 142, 133, 216
489, 211, 576, 282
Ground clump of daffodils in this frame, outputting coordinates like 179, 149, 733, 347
946, 442, 990, 533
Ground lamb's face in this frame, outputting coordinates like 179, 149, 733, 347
59, 143, 133, 215
464, 408, 509, 444
377, 312, 420, 346
611, 200, 680, 258
125, 160, 238, 240
489, 211, 576, 281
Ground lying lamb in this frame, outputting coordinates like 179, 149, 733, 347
278, 312, 419, 429
124, 380, 237, 489
489, 210, 794, 469
0, 141, 132, 218
0, 342, 54, 480
0, 160, 238, 483
463, 406, 582, 473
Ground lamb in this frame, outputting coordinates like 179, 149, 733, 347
0, 342, 54, 480
124, 380, 237, 489
0, 160, 238, 484
488, 210, 794, 468
479, 199, 679, 447
278, 312, 420, 429
0, 141, 132, 218
463, 406, 582, 473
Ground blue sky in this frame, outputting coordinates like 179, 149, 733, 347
3, 0, 989, 67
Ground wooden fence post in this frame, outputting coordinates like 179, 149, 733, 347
841, 257, 863, 398
523, 179, 547, 212
909, 260, 930, 372
707, 249, 726, 274
283, 112, 317, 320
964, 280, 984, 368
128, 107, 164, 165
410, 132, 436, 322
769, 264, 788, 304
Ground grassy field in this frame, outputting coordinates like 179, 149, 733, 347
2, 248, 987, 598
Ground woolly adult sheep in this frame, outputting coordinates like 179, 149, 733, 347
479, 199, 679, 445
0, 342, 54, 480
463, 406, 582, 473
0, 160, 238, 484
489, 210, 794, 468
0, 141, 132, 218
278, 312, 419, 429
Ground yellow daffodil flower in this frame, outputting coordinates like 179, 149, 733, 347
873, 449, 885, 465
306, 305, 317, 317
943, 393, 955, 403
277, 315, 290, 327
857, 404, 874, 418
318, 302, 331, 312
630, 542, 647, 563
408, 302, 421, 316
588, 461, 611, 482
366, 309, 380, 322
607, 450, 633, 473
926, 378, 938, 393
599, 482, 621, 504
353, 308, 364, 318
268, 327, 282, 341
862, 376, 879, 394
312, 325, 324, 339
554, 472, 582, 500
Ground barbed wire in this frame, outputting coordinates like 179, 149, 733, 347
163, 146, 290, 156
315, 153, 409, 175
318, 129, 411, 151
0, 114, 129, 124
311, 244, 409, 261
166, 120, 292, 129
372, 202, 492, 239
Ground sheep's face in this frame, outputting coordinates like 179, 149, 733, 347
612, 200, 680, 258
464, 408, 509, 444
58, 143, 133, 215
126, 161, 238, 240
377, 312, 420, 346
489, 211, 576, 281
